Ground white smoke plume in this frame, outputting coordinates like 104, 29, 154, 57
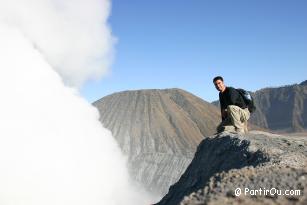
0, 0, 153, 204
0, 0, 114, 86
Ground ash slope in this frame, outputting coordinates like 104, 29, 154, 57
93, 88, 220, 196
155, 131, 307, 205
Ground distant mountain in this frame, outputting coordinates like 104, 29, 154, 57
251, 81, 307, 132
300, 80, 307, 86
93, 88, 220, 196
212, 81, 307, 132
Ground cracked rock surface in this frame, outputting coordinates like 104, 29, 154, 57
155, 131, 307, 205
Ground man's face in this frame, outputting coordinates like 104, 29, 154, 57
214, 79, 225, 92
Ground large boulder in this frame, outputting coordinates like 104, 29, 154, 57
155, 131, 307, 205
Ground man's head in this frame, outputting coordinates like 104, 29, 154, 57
213, 76, 226, 92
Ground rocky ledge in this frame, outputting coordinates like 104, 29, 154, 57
154, 131, 307, 205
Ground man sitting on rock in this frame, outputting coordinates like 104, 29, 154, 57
213, 76, 250, 134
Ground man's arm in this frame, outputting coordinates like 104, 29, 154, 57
228, 88, 240, 105
221, 109, 227, 120
228, 87, 246, 108
219, 93, 227, 120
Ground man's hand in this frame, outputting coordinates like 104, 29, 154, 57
221, 109, 227, 119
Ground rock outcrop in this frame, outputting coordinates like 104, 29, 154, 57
300, 80, 307, 86
155, 131, 307, 205
93, 88, 220, 196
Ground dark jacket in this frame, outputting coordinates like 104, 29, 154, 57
219, 87, 247, 120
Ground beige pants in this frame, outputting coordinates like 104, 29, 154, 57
217, 105, 250, 133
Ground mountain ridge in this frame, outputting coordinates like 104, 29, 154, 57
93, 88, 220, 196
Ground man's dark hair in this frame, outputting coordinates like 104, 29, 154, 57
213, 76, 224, 83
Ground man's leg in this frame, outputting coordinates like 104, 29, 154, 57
227, 105, 250, 133
216, 117, 235, 133
242, 108, 250, 133
244, 121, 248, 133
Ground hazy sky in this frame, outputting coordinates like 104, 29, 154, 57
81, 0, 307, 103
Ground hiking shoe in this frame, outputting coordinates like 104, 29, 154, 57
235, 128, 245, 134
223, 125, 236, 132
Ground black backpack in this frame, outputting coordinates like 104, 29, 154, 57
236, 88, 256, 113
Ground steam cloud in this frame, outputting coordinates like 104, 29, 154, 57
0, 0, 152, 204
0, 0, 114, 86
